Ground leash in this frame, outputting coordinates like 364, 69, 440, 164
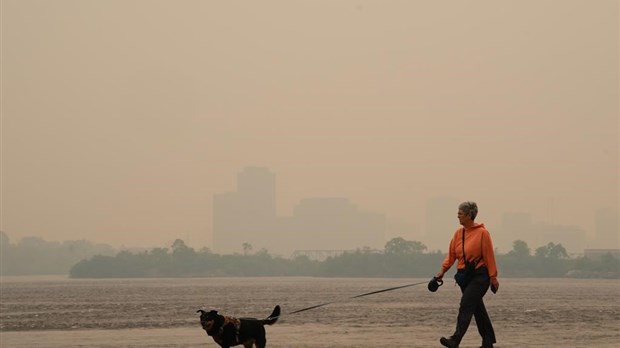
283, 280, 428, 316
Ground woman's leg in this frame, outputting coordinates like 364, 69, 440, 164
451, 274, 488, 344
473, 298, 496, 346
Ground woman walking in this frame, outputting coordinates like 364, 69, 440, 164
435, 201, 499, 348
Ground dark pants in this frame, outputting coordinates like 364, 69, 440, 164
452, 268, 496, 346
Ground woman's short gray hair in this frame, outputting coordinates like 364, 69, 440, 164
458, 201, 478, 220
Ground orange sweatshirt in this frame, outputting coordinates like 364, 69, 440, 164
440, 223, 498, 281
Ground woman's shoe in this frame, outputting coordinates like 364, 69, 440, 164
440, 336, 459, 348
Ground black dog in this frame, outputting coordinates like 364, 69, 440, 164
197, 305, 280, 348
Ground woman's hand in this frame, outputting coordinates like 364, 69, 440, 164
435, 270, 445, 280
490, 278, 499, 294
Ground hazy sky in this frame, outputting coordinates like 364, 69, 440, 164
2, 0, 618, 249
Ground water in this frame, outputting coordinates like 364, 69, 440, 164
1, 276, 618, 347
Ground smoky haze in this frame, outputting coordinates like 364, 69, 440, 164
1, 1, 618, 255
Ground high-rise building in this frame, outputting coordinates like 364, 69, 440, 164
213, 167, 277, 254
237, 166, 276, 219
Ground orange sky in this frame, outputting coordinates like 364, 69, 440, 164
2, 0, 618, 250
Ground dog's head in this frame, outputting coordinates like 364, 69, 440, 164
197, 309, 221, 332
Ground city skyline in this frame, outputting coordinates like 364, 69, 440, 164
1, 161, 618, 253
211, 166, 616, 256
213, 166, 387, 256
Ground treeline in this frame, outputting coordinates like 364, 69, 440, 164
69, 238, 619, 279
501, 240, 619, 278
69, 238, 443, 278
0, 231, 117, 275
2, 231, 618, 278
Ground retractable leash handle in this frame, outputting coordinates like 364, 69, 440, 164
427, 276, 443, 292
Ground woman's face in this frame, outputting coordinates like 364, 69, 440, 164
457, 209, 471, 225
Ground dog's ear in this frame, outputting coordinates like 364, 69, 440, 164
197, 309, 207, 314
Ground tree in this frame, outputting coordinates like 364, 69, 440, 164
535, 242, 568, 260
531, 242, 570, 277
384, 237, 427, 255
600, 253, 620, 273
508, 240, 531, 258
171, 239, 190, 253
242, 242, 253, 256
171, 239, 196, 273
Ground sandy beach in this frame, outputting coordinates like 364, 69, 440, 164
1, 276, 618, 347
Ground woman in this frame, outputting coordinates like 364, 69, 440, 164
435, 201, 499, 348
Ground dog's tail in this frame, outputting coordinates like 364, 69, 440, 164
262, 305, 280, 325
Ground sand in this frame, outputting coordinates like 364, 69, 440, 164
1, 276, 618, 347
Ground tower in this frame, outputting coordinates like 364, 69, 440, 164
213, 167, 277, 254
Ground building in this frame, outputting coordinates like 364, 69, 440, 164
291, 197, 386, 251
213, 167, 277, 254
213, 167, 387, 256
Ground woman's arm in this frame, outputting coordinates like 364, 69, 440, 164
437, 232, 458, 278
482, 229, 499, 292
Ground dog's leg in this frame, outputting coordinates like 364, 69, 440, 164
254, 337, 266, 348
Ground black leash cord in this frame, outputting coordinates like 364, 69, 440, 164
287, 280, 427, 315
